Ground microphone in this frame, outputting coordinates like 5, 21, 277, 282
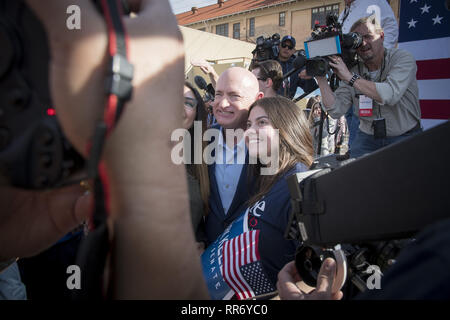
194, 75, 208, 90
194, 75, 215, 102
283, 54, 307, 79
206, 83, 215, 97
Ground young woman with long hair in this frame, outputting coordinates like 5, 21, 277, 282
201, 96, 314, 300
183, 82, 210, 244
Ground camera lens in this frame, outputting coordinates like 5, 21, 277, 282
295, 245, 322, 287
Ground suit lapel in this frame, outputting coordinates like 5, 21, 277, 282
225, 152, 253, 222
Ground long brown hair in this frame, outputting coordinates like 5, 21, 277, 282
247, 96, 314, 207
307, 96, 322, 127
185, 82, 210, 214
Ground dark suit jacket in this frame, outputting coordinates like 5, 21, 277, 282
204, 126, 255, 244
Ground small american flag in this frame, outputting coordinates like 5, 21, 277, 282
398, 0, 450, 129
221, 230, 275, 300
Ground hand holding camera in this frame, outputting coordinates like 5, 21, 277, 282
276, 258, 343, 300
327, 55, 353, 83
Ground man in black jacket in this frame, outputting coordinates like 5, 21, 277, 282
276, 35, 318, 99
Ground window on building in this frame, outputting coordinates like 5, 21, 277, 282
233, 23, 240, 39
311, 3, 340, 29
249, 18, 255, 37
279, 12, 286, 26
216, 23, 229, 37
199, 27, 206, 32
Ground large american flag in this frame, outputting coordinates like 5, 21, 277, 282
221, 230, 276, 300
398, 0, 450, 129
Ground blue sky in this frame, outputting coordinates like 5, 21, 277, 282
169, 0, 217, 14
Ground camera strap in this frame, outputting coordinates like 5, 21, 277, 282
74, 0, 134, 300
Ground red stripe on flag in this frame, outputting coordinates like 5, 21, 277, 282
223, 240, 241, 299
232, 236, 251, 299
420, 100, 450, 119
416, 58, 450, 80
222, 231, 261, 300
254, 230, 260, 261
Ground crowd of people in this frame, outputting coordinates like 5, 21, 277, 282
1, 0, 447, 301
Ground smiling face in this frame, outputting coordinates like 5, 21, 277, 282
213, 67, 262, 130
183, 85, 197, 129
354, 22, 384, 64
245, 105, 278, 161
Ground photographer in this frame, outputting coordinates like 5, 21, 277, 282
276, 36, 318, 99
339, 0, 399, 153
303, 15, 422, 158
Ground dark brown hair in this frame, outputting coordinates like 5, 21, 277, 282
250, 60, 283, 91
247, 96, 314, 207
185, 82, 210, 214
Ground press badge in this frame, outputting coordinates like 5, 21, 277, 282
359, 95, 373, 117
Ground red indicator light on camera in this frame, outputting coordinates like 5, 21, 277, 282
47, 108, 56, 116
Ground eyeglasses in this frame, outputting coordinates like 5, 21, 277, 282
281, 43, 294, 50
184, 97, 197, 109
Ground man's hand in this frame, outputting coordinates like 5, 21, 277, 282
0, 185, 91, 261
277, 258, 344, 300
191, 59, 219, 88
298, 69, 313, 80
191, 59, 214, 75
328, 55, 353, 83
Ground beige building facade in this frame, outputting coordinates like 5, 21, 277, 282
180, 0, 400, 51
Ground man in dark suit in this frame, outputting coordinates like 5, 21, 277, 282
205, 67, 263, 244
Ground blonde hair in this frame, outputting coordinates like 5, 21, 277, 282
350, 14, 384, 34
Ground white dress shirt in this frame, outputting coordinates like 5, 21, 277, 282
214, 129, 246, 214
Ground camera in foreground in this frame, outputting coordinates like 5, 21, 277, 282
0, 0, 84, 189
284, 122, 450, 294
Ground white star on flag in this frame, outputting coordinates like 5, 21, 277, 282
420, 4, 431, 14
399, 0, 450, 129
408, 18, 418, 28
432, 14, 443, 25
410, 0, 418, 3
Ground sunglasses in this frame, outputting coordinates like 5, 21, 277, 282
184, 97, 197, 109
281, 43, 294, 50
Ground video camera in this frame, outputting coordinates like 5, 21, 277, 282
284, 122, 450, 294
252, 33, 281, 62
303, 13, 362, 78
0, 0, 84, 189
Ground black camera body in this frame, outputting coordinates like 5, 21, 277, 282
285, 122, 450, 293
304, 13, 362, 77
0, 1, 84, 189
252, 33, 281, 62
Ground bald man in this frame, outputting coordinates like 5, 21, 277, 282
205, 67, 263, 244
